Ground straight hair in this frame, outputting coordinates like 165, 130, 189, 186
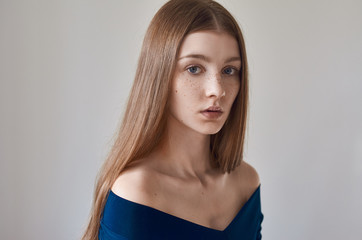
82, 0, 249, 239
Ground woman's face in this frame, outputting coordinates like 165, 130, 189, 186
168, 30, 241, 135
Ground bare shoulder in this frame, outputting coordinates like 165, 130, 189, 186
111, 160, 159, 205
240, 160, 260, 187
232, 160, 260, 196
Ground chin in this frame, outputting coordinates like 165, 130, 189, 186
199, 120, 228, 135
200, 126, 224, 135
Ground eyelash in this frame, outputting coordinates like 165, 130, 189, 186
186, 65, 240, 76
187, 65, 203, 74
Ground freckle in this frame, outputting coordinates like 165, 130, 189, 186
175, 90, 178, 93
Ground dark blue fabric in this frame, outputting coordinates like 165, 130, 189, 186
99, 185, 263, 240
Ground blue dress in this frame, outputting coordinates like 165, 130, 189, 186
99, 185, 263, 240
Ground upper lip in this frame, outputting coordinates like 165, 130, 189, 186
202, 106, 223, 112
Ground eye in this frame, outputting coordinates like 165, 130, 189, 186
187, 66, 202, 74
222, 67, 239, 75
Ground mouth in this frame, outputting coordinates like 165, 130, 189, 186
201, 106, 223, 119
202, 106, 223, 113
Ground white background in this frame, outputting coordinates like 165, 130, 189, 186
1, 0, 361, 239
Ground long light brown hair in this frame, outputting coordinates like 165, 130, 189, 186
82, 0, 249, 239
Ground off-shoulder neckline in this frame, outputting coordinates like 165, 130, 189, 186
108, 184, 261, 232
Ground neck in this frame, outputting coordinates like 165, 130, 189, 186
151, 116, 215, 179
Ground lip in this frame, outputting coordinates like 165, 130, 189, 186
201, 106, 223, 119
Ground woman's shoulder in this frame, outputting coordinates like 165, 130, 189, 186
238, 160, 260, 184
111, 159, 160, 206
231, 160, 261, 197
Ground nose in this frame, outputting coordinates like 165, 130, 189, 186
205, 73, 225, 99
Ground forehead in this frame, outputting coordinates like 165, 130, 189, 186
178, 31, 240, 60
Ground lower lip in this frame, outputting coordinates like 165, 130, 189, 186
201, 111, 223, 119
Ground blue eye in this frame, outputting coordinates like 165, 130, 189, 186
223, 67, 237, 75
187, 66, 202, 74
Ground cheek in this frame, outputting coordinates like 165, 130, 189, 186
171, 77, 201, 115
174, 76, 200, 97
226, 81, 240, 100
232, 86, 240, 99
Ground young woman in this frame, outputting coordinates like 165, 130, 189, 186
82, 0, 263, 239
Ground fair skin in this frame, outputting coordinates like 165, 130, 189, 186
112, 31, 260, 231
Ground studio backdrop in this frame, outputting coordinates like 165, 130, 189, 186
1, 0, 361, 239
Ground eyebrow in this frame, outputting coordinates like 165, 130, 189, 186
178, 54, 241, 64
